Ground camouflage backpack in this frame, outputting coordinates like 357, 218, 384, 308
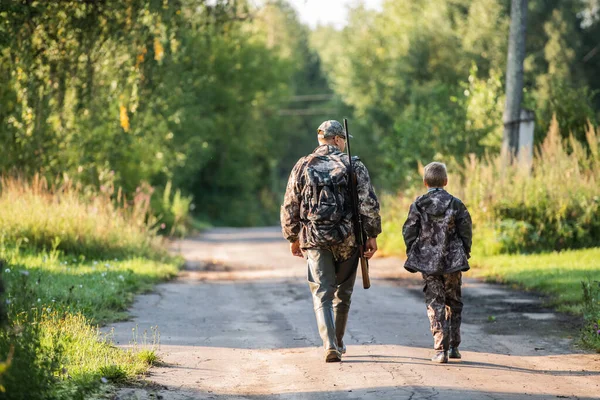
300, 153, 351, 247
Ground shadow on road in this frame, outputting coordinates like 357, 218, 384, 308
342, 354, 600, 377
116, 385, 600, 400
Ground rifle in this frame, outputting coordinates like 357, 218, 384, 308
343, 118, 371, 289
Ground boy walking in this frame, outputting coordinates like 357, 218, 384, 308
402, 162, 472, 363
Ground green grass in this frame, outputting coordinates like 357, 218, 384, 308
136, 349, 161, 366
0, 176, 183, 399
2, 247, 180, 324
472, 248, 600, 351
0, 248, 181, 398
472, 248, 600, 313
43, 313, 151, 388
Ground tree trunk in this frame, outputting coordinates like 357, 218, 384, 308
502, 0, 528, 159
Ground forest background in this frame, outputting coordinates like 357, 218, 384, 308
1, 0, 599, 227
1, 0, 600, 398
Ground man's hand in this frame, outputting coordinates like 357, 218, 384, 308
363, 237, 378, 259
290, 240, 303, 258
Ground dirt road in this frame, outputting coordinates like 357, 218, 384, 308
109, 227, 600, 400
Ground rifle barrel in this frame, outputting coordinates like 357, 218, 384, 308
343, 118, 370, 289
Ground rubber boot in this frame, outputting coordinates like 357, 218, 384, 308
334, 311, 349, 354
315, 307, 340, 362
448, 347, 461, 359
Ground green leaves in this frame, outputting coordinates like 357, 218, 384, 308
0, 1, 305, 226
313, 0, 600, 190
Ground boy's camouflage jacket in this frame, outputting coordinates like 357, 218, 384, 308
402, 189, 472, 275
281, 144, 381, 256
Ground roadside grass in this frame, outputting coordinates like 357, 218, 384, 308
0, 175, 183, 399
472, 248, 600, 351
0, 249, 180, 399
2, 247, 180, 324
42, 313, 152, 392
0, 175, 165, 260
471, 248, 600, 313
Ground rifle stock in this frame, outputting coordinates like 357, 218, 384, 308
359, 249, 370, 289
343, 118, 370, 289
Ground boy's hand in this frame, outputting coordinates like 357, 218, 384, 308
290, 240, 303, 258
364, 237, 378, 259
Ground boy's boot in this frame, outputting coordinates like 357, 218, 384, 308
431, 335, 449, 363
448, 347, 461, 359
448, 313, 462, 359
334, 311, 349, 354
431, 350, 448, 363
315, 307, 341, 362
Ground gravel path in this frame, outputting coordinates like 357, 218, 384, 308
108, 227, 600, 400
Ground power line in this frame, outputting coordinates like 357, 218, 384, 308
278, 108, 337, 116
288, 94, 335, 102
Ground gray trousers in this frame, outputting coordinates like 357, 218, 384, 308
306, 248, 359, 350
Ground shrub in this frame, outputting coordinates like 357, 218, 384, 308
151, 180, 194, 238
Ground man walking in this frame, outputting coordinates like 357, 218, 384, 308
281, 120, 381, 362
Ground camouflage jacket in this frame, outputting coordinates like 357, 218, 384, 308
402, 189, 472, 275
281, 144, 381, 260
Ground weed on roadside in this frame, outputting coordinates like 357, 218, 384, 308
136, 349, 161, 367
0, 264, 63, 400
581, 280, 600, 352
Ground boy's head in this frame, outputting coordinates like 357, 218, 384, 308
423, 162, 448, 188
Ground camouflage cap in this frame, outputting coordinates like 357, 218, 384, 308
317, 120, 353, 139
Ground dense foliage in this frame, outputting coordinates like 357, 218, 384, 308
457, 119, 600, 254
0, 0, 337, 226
581, 279, 600, 350
1, 0, 599, 224
313, 0, 600, 188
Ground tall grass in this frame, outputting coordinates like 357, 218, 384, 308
581, 279, 600, 351
0, 177, 182, 399
152, 180, 195, 238
0, 175, 165, 259
451, 117, 600, 254
377, 193, 412, 257
379, 117, 600, 257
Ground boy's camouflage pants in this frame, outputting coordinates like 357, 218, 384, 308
422, 271, 463, 351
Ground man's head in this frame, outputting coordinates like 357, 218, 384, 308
317, 120, 350, 152
423, 162, 448, 188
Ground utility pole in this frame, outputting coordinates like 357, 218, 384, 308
502, 0, 528, 160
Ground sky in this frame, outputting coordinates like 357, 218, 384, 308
286, 0, 383, 28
